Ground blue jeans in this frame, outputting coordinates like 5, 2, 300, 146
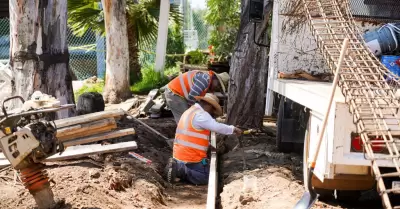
176, 160, 210, 185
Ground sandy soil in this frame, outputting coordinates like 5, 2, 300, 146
0, 117, 385, 209
219, 123, 383, 209
0, 117, 208, 209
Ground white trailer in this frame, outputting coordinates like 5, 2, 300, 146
265, 0, 400, 199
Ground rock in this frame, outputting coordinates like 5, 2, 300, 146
84, 76, 98, 84
239, 193, 256, 205
89, 170, 101, 179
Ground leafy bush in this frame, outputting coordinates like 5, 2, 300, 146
205, 0, 240, 60
74, 65, 180, 98
130, 65, 170, 94
74, 81, 104, 101
186, 50, 208, 65
166, 23, 185, 68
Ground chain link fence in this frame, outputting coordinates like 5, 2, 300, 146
0, 18, 9, 63
183, 0, 210, 52
0, 1, 212, 80
0, 18, 105, 81
67, 29, 105, 80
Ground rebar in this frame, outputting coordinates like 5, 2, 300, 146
301, 0, 400, 208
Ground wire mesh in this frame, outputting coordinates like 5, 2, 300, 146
349, 0, 400, 22
0, 18, 9, 62
0, 18, 105, 81
182, 0, 210, 52
67, 29, 105, 80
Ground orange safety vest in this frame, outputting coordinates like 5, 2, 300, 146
167, 70, 214, 100
173, 105, 211, 163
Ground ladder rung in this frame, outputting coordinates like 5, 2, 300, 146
366, 155, 400, 160
377, 170, 400, 177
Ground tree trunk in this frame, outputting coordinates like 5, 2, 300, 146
126, 15, 141, 84
226, 0, 273, 129
102, 0, 131, 104
9, 0, 75, 119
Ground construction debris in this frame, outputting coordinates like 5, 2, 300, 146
0, 141, 137, 166
278, 70, 332, 81
128, 151, 152, 165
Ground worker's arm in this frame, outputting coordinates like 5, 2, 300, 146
187, 73, 210, 105
192, 111, 235, 135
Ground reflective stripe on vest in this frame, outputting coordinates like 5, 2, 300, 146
179, 71, 194, 100
174, 139, 208, 151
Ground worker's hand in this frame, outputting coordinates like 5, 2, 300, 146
233, 127, 243, 136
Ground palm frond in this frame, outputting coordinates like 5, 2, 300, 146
68, 0, 183, 48
127, 0, 183, 49
67, 0, 104, 36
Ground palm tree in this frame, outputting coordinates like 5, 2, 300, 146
67, 0, 182, 84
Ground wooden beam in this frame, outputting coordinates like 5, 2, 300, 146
54, 109, 125, 128
63, 128, 135, 147
57, 123, 117, 142
0, 141, 137, 166
56, 118, 116, 138
44, 141, 137, 162
206, 132, 218, 209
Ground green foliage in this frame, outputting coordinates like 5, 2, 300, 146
74, 81, 105, 101
74, 65, 179, 97
67, 0, 104, 37
186, 50, 207, 65
67, 0, 182, 50
205, 0, 241, 59
165, 23, 185, 68
130, 65, 169, 94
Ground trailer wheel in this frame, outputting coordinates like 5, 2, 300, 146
303, 119, 334, 200
276, 97, 294, 153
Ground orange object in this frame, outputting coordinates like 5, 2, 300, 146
167, 70, 214, 100
173, 106, 211, 163
19, 163, 50, 193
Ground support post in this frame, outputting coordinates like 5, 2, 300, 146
96, 2, 106, 79
154, 0, 171, 73
265, 0, 279, 116
96, 34, 106, 79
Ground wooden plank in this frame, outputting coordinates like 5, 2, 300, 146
44, 141, 137, 162
57, 123, 117, 142
206, 132, 218, 209
63, 128, 135, 147
56, 118, 116, 138
0, 141, 137, 166
54, 109, 125, 128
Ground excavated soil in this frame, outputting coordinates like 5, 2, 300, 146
0, 118, 385, 209
0, 117, 207, 209
219, 122, 383, 209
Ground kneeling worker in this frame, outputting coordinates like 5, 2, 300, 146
164, 70, 229, 123
164, 93, 242, 185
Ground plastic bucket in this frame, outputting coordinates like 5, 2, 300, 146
363, 24, 400, 56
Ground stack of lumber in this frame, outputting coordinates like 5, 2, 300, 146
0, 109, 138, 168
0, 141, 138, 168
54, 109, 135, 147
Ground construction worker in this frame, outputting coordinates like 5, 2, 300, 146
164, 93, 242, 185
164, 70, 229, 123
